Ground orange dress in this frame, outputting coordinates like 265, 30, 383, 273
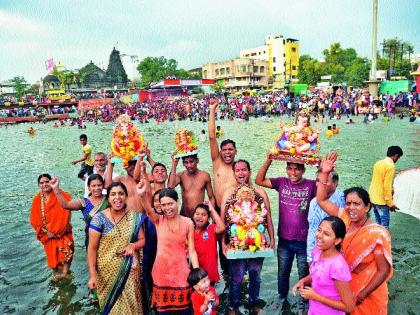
30, 191, 74, 269
339, 209, 393, 315
152, 215, 192, 313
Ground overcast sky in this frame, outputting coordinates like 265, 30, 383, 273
1, 0, 419, 83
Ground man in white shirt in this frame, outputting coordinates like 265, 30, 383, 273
84, 152, 115, 197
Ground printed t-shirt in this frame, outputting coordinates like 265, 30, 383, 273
194, 224, 219, 282
270, 177, 316, 241
309, 247, 352, 315
82, 144, 93, 166
191, 286, 218, 315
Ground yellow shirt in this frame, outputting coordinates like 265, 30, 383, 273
325, 130, 334, 138
83, 144, 94, 166
369, 157, 395, 206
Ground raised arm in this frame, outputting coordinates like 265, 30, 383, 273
208, 100, 220, 161
133, 146, 148, 182
187, 219, 199, 268
145, 144, 156, 168
259, 188, 275, 249
206, 201, 225, 234
104, 155, 119, 188
317, 151, 340, 216
204, 172, 216, 209
255, 154, 273, 188
136, 164, 159, 225
168, 153, 181, 188
49, 177, 82, 210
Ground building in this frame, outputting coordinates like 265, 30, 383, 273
0, 80, 16, 95
240, 35, 299, 87
202, 58, 269, 90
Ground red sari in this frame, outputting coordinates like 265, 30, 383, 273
30, 191, 74, 269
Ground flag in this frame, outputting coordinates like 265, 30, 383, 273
45, 58, 55, 73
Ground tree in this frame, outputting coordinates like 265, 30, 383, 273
211, 81, 225, 92
345, 58, 370, 87
297, 55, 325, 85
11, 76, 28, 98
380, 38, 414, 78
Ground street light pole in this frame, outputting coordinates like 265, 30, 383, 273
367, 0, 379, 97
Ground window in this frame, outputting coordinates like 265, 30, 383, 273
260, 66, 265, 73
245, 54, 249, 57
258, 52, 261, 55
226, 67, 230, 74
253, 66, 258, 73
215, 69, 219, 75
273, 66, 276, 72
241, 65, 247, 73
251, 52, 256, 56
292, 47, 296, 52
292, 66, 296, 70
292, 75, 296, 79
221, 68, 225, 75
283, 53, 286, 57
273, 57, 276, 62
203, 70, 207, 78
264, 51, 266, 54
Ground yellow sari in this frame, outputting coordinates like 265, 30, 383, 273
92, 211, 144, 315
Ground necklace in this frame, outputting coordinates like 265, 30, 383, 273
343, 217, 369, 255
109, 207, 128, 236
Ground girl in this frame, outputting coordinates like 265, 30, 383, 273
292, 216, 355, 314
192, 201, 225, 284
138, 179, 199, 314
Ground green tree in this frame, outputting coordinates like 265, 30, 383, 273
297, 55, 325, 85
11, 76, 28, 98
345, 58, 370, 87
211, 81, 225, 92
379, 38, 414, 78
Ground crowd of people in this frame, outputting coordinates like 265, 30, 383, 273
29, 98, 404, 315
3, 89, 420, 124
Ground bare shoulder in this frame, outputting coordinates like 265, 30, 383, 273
254, 185, 268, 197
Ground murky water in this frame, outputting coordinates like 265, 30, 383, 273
0, 116, 419, 314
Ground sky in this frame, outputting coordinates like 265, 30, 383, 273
1, 0, 419, 83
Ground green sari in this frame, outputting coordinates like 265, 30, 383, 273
90, 211, 144, 315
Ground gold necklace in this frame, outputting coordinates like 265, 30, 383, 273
110, 208, 128, 235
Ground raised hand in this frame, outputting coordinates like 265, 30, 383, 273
209, 99, 219, 111
319, 151, 338, 173
48, 177, 60, 191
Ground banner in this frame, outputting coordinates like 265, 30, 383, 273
45, 58, 55, 74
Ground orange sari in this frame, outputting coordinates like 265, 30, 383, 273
30, 191, 74, 269
339, 209, 393, 315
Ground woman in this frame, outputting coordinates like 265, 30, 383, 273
87, 182, 145, 315
49, 174, 108, 247
30, 174, 74, 280
138, 177, 199, 314
316, 152, 393, 314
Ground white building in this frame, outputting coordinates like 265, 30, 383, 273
240, 35, 299, 87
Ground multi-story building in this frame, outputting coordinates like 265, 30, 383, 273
240, 35, 299, 87
202, 58, 269, 90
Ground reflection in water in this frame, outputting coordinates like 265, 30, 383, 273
0, 117, 419, 314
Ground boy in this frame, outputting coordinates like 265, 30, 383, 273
188, 268, 219, 315
72, 134, 94, 180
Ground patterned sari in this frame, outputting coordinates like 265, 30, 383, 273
339, 209, 393, 315
89, 211, 144, 315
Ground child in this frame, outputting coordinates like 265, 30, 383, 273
325, 126, 334, 138
192, 202, 225, 284
72, 134, 94, 181
292, 216, 355, 315
188, 268, 219, 315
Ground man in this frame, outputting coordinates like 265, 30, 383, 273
221, 160, 275, 315
208, 100, 237, 209
369, 145, 403, 229
255, 156, 316, 310
72, 134, 94, 181
306, 171, 345, 263
209, 100, 238, 272
83, 152, 113, 197
168, 153, 215, 218
133, 146, 168, 195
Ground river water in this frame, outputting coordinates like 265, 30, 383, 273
0, 116, 419, 314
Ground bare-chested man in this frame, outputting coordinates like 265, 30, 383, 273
168, 153, 215, 218
133, 147, 168, 195
209, 100, 237, 210
105, 158, 143, 211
